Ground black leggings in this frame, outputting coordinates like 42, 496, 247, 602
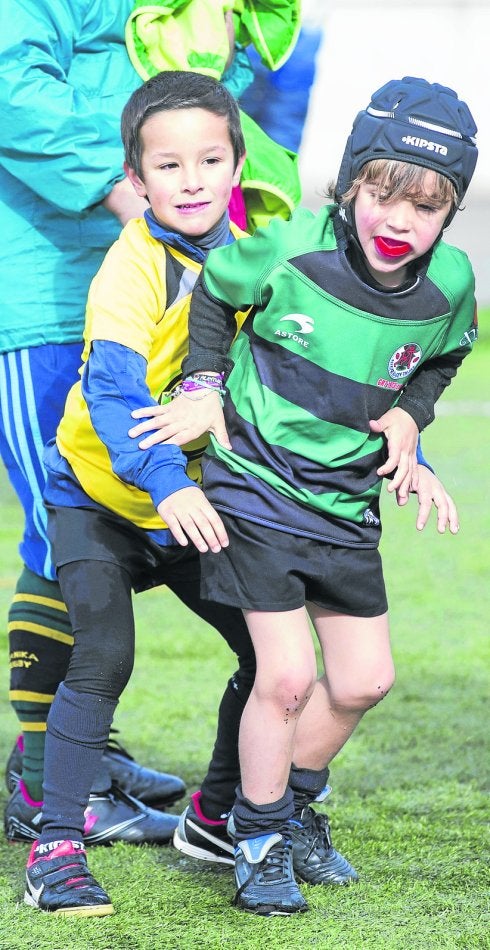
57, 556, 255, 702
57, 555, 256, 816
50, 504, 256, 817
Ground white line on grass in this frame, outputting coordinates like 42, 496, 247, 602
436, 401, 490, 416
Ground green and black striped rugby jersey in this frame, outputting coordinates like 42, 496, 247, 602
187, 204, 476, 547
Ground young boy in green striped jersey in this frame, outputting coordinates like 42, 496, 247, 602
133, 76, 478, 915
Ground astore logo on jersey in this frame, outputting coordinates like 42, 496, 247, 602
279, 314, 315, 334
275, 313, 314, 349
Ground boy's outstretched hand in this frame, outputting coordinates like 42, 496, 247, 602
157, 486, 229, 553
129, 392, 231, 450
395, 465, 459, 534
370, 406, 419, 496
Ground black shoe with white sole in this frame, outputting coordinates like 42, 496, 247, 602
5, 780, 178, 845
173, 791, 234, 865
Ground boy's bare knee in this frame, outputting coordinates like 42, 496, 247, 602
258, 668, 316, 717
364, 673, 395, 708
331, 671, 395, 713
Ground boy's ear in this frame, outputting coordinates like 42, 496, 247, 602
232, 153, 247, 188
124, 161, 147, 198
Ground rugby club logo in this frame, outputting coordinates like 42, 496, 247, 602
388, 342, 422, 381
363, 508, 380, 527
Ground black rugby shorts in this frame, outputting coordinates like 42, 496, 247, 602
200, 513, 388, 618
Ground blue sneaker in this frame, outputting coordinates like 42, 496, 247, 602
233, 833, 308, 916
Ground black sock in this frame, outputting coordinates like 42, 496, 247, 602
232, 783, 294, 841
200, 673, 251, 821
39, 683, 117, 843
289, 764, 330, 818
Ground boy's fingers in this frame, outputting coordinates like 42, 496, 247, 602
162, 514, 189, 547
434, 505, 448, 534
446, 495, 460, 534
410, 464, 419, 493
160, 490, 229, 554
164, 510, 210, 552
395, 489, 409, 508
415, 492, 432, 530
384, 456, 408, 490
432, 492, 449, 533
386, 452, 417, 494
193, 503, 229, 549
137, 423, 195, 448
131, 405, 168, 419
138, 431, 172, 449
369, 418, 384, 433
210, 419, 232, 450
129, 418, 160, 438
176, 509, 229, 554
377, 457, 396, 477
416, 489, 459, 535
377, 442, 405, 478
434, 493, 459, 535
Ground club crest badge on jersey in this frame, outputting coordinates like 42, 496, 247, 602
388, 343, 422, 381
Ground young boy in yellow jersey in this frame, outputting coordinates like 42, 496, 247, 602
22, 70, 251, 917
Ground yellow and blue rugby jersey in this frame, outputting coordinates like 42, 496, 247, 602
55, 216, 247, 529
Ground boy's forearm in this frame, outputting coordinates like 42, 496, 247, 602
182, 275, 237, 378
396, 351, 465, 431
83, 341, 193, 507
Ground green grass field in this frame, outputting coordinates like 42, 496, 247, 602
0, 318, 488, 950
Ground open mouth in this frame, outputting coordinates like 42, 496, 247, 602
374, 236, 412, 258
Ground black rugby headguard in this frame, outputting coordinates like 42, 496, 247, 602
335, 76, 478, 230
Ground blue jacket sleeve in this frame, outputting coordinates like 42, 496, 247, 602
0, 0, 131, 213
82, 341, 196, 508
416, 437, 434, 474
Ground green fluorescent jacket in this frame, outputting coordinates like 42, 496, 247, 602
125, 0, 302, 231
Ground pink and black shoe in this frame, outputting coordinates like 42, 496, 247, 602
25, 839, 113, 916
173, 790, 234, 865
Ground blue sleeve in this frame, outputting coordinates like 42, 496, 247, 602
416, 436, 435, 474
0, 0, 128, 213
82, 341, 196, 507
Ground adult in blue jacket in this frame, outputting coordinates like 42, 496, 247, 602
0, 0, 185, 844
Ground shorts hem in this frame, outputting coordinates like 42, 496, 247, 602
201, 592, 304, 612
